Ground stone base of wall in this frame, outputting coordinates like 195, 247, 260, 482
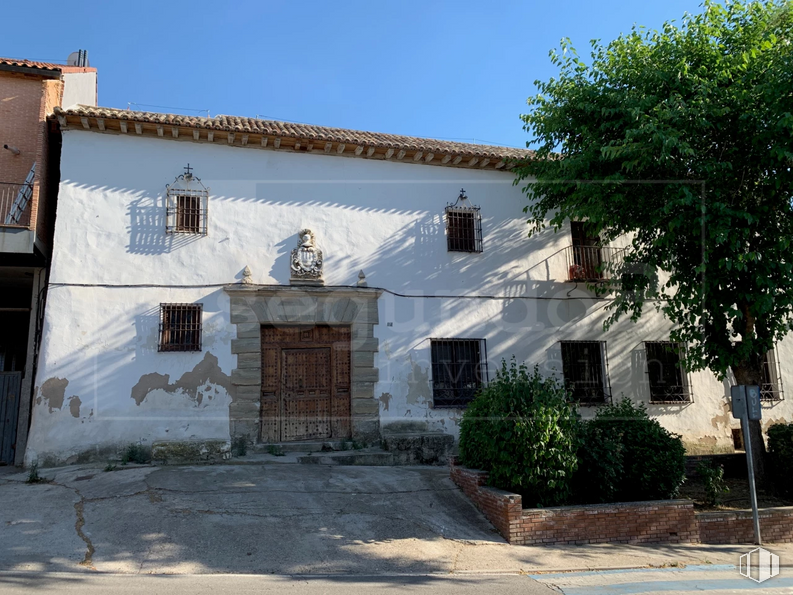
381, 433, 454, 465
697, 507, 793, 544
450, 459, 793, 546
151, 439, 231, 465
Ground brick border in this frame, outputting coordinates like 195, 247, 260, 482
224, 285, 382, 445
450, 459, 793, 545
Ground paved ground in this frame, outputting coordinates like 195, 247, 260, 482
1, 461, 791, 593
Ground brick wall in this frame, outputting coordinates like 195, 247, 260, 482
0, 72, 42, 187
518, 500, 698, 546
697, 507, 793, 544
450, 459, 793, 546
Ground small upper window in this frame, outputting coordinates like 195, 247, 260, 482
430, 338, 487, 408
159, 303, 202, 352
761, 348, 784, 402
645, 341, 691, 403
166, 164, 208, 235
560, 340, 610, 405
445, 188, 482, 253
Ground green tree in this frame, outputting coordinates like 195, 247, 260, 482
515, 0, 793, 481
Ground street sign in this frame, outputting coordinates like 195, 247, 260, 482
731, 386, 747, 419
746, 385, 762, 421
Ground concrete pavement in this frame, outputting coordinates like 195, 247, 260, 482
1, 461, 792, 590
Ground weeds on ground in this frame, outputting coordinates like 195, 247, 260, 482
103, 463, 117, 472
231, 436, 248, 457
25, 462, 51, 484
267, 445, 285, 457
121, 443, 151, 465
697, 461, 729, 507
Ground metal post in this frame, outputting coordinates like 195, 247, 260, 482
741, 416, 762, 545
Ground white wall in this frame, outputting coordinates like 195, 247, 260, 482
61, 72, 97, 108
25, 130, 793, 464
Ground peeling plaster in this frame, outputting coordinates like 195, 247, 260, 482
378, 392, 392, 411
69, 396, 82, 418
131, 352, 232, 406
405, 358, 431, 406
39, 377, 69, 413
710, 400, 732, 430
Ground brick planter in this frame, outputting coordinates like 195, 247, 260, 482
451, 459, 793, 545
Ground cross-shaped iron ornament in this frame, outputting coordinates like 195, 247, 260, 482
184, 163, 193, 176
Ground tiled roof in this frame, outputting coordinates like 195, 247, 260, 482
53, 105, 530, 170
0, 58, 96, 74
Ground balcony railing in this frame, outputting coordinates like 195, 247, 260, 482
565, 245, 623, 282
0, 183, 33, 227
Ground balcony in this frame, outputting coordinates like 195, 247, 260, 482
0, 183, 32, 227
565, 245, 623, 282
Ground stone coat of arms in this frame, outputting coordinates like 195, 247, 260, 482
290, 229, 323, 282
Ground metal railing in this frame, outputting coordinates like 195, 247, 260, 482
0, 183, 33, 227
565, 245, 623, 282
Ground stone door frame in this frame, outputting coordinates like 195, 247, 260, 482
224, 285, 382, 445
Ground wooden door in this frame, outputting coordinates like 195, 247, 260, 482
260, 325, 351, 443
0, 372, 21, 464
281, 348, 332, 441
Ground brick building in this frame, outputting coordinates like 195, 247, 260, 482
0, 54, 96, 465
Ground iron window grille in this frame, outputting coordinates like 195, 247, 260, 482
166, 164, 208, 235
430, 338, 488, 408
159, 303, 203, 352
761, 348, 784, 402
645, 341, 693, 404
560, 340, 611, 405
445, 189, 483, 253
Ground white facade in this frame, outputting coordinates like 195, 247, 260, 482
24, 129, 793, 465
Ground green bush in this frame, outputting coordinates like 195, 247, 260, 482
572, 420, 623, 504
697, 460, 729, 507
458, 360, 580, 507
574, 399, 686, 502
768, 422, 793, 497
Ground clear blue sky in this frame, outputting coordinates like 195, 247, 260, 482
3, 0, 703, 149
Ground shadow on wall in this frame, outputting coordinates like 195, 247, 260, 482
127, 195, 202, 255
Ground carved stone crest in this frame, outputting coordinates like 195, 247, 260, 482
290, 229, 324, 285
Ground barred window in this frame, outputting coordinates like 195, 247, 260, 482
431, 339, 487, 408
761, 349, 784, 402
159, 303, 202, 352
645, 341, 692, 403
560, 340, 610, 405
445, 189, 483, 253
166, 165, 208, 235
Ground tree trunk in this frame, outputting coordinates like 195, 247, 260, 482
732, 362, 766, 486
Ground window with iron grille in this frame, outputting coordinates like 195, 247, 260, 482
560, 341, 610, 404
430, 339, 487, 408
761, 349, 784, 402
645, 341, 692, 403
159, 303, 202, 352
166, 165, 208, 235
445, 189, 483, 253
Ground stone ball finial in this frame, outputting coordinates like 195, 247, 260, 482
357, 270, 367, 287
